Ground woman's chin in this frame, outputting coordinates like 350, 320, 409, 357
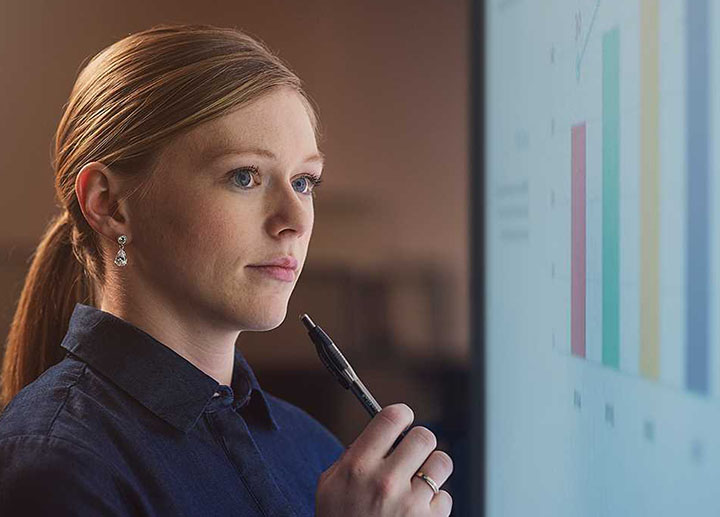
238, 305, 288, 331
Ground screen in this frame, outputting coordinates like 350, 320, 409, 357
484, 0, 719, 515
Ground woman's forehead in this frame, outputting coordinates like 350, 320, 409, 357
161, 91, 319, 167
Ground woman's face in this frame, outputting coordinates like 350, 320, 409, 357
128, 87, 323, 332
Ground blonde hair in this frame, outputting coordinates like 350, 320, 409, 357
1, 23, 322, 409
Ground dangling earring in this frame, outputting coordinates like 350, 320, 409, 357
114, 235, 128, 267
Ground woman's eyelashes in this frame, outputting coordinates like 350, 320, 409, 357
228, 166, 323, 196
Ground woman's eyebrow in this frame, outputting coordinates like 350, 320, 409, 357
205, 145, 325, 166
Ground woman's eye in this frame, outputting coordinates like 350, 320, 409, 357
292, 176, 310, 194
294, 174, 324, 195
229, 166, 323, 196
230, 167, 256, 188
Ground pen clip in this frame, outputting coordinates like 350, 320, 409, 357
315, 339, 352, 389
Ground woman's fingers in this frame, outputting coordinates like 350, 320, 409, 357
429, 490, 453, 517
316, 403, 455, 516
344, 404, 414, 464
383, 424, 454, 512
410, 449, 454, 502
384, 425, 438, 479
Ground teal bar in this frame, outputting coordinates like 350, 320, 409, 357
602, 27, 620, 368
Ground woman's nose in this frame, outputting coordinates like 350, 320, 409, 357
264, 182, 312, 238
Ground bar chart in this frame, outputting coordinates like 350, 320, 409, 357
568, 0, 711, 395
485, 0, 720, 514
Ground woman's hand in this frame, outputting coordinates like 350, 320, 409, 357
316, 403, 454, 516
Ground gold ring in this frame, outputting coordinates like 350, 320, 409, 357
414, 470, 439, 495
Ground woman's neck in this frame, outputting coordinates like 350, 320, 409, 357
99, 283, 240, 387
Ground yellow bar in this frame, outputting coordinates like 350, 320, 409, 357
639, 0, 660, 379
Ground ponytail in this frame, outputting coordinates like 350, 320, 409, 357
1, 212, 95, 409
1, 23, 319, 410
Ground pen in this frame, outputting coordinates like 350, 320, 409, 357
300, 313, 409, 452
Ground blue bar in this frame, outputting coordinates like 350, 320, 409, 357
686, 0, 709, 394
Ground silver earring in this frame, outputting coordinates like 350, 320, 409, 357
114, 235, 128, 267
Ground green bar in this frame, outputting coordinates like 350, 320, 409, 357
602, 27, 620, 368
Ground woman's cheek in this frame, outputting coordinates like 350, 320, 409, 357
187, 204, 247, 251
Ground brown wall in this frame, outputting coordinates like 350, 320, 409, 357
0, 0, 469, 447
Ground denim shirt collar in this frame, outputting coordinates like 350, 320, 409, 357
59, 303, 280, 433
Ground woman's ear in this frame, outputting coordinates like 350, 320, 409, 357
75, 161, 132, 242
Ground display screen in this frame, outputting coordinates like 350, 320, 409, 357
484, 0, 719, 514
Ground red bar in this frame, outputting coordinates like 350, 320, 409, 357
571, 123, 587, 358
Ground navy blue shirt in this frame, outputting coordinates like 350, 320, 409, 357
0, 303, 345, 516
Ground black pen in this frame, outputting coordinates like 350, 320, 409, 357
300, 313, 409, 451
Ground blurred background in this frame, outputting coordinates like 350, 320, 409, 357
0, 1, 471, 514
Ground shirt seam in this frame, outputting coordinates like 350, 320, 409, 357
38, 361, 138, 509
205, 412, 268, 517
46, 361, 87, 436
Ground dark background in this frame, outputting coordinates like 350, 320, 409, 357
0, 1, 474, 515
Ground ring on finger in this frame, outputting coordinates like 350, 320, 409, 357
414, 470, 439, 495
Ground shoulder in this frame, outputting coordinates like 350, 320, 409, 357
0, 354, 137, 460
262, 391, 345, 464
0, 354, 87, 440
0, 434, 134, 515
0, 358, 147, 514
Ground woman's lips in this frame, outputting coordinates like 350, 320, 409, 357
246, 265, 295, 282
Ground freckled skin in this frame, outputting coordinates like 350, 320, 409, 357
123, 86, 320, 334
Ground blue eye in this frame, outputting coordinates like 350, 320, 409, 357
294, 174, 324, 196
229, 166, 323, 196
293, 177, 309, 193
230, 166, 257, 188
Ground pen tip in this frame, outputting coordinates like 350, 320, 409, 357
300, 313, 315, 331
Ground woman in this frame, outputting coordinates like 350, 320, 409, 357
0, 24, 453, 516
